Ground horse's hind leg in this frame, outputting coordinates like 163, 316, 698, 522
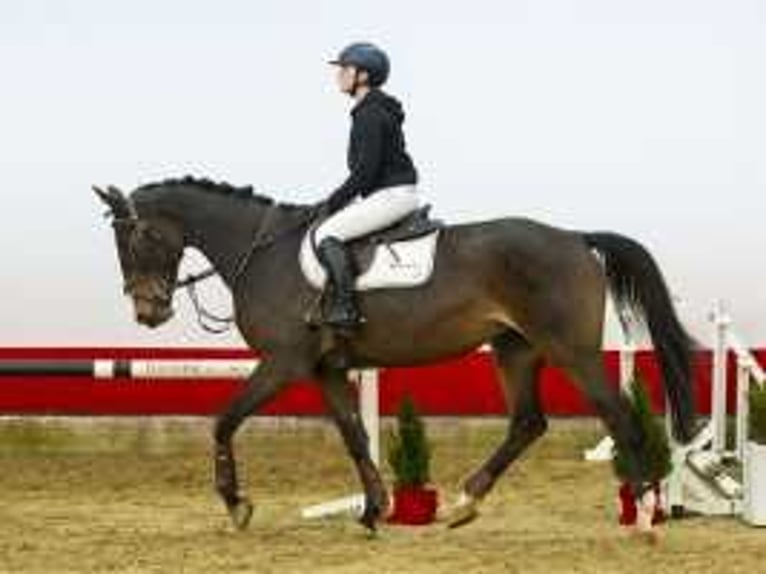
563, 353, 647, 494
447, 330, 546, 528
564, 352, 665, 539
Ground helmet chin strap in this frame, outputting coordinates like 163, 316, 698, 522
348, 68, 361, 97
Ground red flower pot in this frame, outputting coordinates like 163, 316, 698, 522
618, 482, 665, 526
388, 486, 438, 525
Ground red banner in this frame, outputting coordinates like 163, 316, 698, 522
0, 347, 762, 416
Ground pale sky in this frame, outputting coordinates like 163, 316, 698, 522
1, 0, 764, 348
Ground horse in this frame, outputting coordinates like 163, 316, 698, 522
93, 176, 695, 533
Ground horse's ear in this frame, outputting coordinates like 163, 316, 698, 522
93, 185, 111, 204
106, 184, 126, 197
93, 184, 135, 219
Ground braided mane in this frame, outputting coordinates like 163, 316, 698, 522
136, 175, 306, 210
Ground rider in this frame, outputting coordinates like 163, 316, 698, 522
316, 42, 420, 332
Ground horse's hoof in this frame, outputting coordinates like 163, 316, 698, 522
446, 505, 479, 529
358, 516, 379, 534
228, 497, 254, 531
444, 493, 480, 529
633, 489, 659, 545
358, 493, 390, 534
358, 505, 381, 533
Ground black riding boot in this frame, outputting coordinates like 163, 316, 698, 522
316, 237, 363, 332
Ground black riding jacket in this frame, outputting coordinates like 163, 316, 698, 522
327, 89, 418, 213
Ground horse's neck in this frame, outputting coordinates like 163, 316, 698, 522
174, 190, 307, 289
178, 194, 268, 287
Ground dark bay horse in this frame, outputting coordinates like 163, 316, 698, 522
93, 177, 695, 533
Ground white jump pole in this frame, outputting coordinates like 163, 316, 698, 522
736, 359, 750, 464
0, 358, 260, 380
711, 300, 730, 455
358, 369, 381, 466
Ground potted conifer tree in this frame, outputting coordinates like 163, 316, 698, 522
612, 377, 671, 530
386, 395, 438, 525
744, 384, 766, 525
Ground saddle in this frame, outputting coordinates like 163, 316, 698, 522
319, 205, 441, 270
299, 206, 444, 292
366, 205, 442, 244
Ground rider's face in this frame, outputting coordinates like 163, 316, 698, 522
335, 65, 369, 95
335, 65, 357, 94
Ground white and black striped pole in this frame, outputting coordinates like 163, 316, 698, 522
0, 359, 259, 380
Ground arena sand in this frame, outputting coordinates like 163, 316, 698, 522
0, 418, 764, 573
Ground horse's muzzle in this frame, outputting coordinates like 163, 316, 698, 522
134, 296, 174, 328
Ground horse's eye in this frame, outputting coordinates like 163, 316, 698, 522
146, 228, 164, 243
134, 223, 163, 245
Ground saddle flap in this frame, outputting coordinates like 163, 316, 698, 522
300, 228, 440, 292
300, 203, 442, 292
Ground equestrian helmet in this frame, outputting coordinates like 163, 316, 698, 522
330, 42, 390, 87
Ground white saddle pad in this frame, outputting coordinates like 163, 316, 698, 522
299, 230, 440, 291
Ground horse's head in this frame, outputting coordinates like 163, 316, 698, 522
94, 185, 184, 328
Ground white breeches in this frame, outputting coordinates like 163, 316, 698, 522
315, 185, 420, 244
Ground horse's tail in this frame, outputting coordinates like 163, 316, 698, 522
583, 231, 695, 444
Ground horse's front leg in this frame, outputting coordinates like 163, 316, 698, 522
320, 369, 388, 532
212, 359, 291, 530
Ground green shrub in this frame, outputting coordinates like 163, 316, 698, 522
386, 395, 431, 488
612, 377, 672, 483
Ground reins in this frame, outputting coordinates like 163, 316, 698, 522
176, 206, 316, 334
